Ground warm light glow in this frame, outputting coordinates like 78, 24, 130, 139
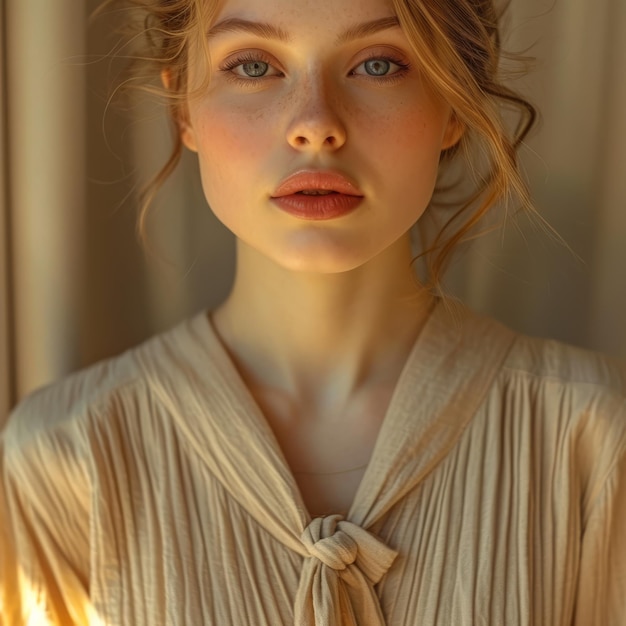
15, 570, 106, 626
21, 576, 52, 625
26, 607, 51, 626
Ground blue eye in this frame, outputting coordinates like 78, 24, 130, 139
241, 61, 269, 77
221, 53, 282, 82
364, 59, 391, 76
351, 55, 410, 81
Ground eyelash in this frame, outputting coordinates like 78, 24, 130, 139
219, 52, 411, 87
351, 54, 411, 84
220, 52, 281, 85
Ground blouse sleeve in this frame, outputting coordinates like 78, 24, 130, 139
573, 406, 626, 625
0, 405, 94, 625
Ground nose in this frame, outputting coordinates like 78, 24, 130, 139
285, 75, 347, 152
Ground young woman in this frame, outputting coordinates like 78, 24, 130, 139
1, 0, 625, 624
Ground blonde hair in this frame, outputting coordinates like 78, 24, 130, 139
100, 0, 536, 291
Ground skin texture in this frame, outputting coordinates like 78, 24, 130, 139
178, 0, 463, 515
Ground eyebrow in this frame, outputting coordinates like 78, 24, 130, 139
336, 16, 401, 44
208, 18, 291, 42
207, 16, 402, 45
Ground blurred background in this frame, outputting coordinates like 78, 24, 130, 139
1, 0, 625, 419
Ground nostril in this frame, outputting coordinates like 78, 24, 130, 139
295, 135, 336, 146
288, 125, 346, 150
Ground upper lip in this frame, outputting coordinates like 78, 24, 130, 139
272, 170, 363, 198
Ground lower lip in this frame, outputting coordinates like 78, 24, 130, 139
271, 193, 363, 220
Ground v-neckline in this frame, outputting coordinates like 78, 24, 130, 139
146, 299, 516, 543
201, 300, 439, 521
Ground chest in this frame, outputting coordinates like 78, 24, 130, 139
250, 383, 395, 516
97, 431, 580, 626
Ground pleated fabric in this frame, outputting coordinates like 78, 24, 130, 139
1, 301, 625, 625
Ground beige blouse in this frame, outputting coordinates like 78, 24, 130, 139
1, 302, 625, 625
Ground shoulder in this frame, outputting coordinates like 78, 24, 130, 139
504, 329, 626, 394
463, 309, 626, 517
434, 299, 625, 402
1, 312, 212, 474
440, 300, 626, 461
3, 346, 141, 470
443, 301, 626, 396
498, 324, 626, 436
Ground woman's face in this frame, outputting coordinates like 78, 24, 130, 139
181, 0, 461, 274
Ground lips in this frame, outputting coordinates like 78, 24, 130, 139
271, 170, 364, 221
272, 170, 363, 198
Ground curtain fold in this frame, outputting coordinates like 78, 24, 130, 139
0, 0, 13, 418
4, 0, 86, 408
588, 0, 626, 358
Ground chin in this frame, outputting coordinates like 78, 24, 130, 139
275, 256, 367, 275
273, 246, 387, 275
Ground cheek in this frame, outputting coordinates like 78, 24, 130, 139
355, 101, 447, 194
189, 105, 273, 212
386, 103, 447, 153
349, 90, 448, 152
193, 101, 274, 172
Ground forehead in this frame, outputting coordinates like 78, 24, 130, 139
211, 0, 397, 27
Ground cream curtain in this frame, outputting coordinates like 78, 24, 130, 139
0, 0, 11, 418
3, 0, 87, 414
1, 0, 625, 418
448, 0, 626, 359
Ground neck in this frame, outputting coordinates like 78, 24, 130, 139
212, 235, 432, 404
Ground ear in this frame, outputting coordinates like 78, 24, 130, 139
161, 69, 198, 153
441, 111, 465, 151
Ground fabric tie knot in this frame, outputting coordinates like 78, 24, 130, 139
300, 514, 397, 584
295, 515, 398, 625
301, 515, 358, 570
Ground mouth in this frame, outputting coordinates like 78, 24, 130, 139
271, 171, 363, 221
297, 190, 338, 196
271, 170, 363, 198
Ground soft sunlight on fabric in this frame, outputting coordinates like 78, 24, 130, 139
22, 579, 52, 626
